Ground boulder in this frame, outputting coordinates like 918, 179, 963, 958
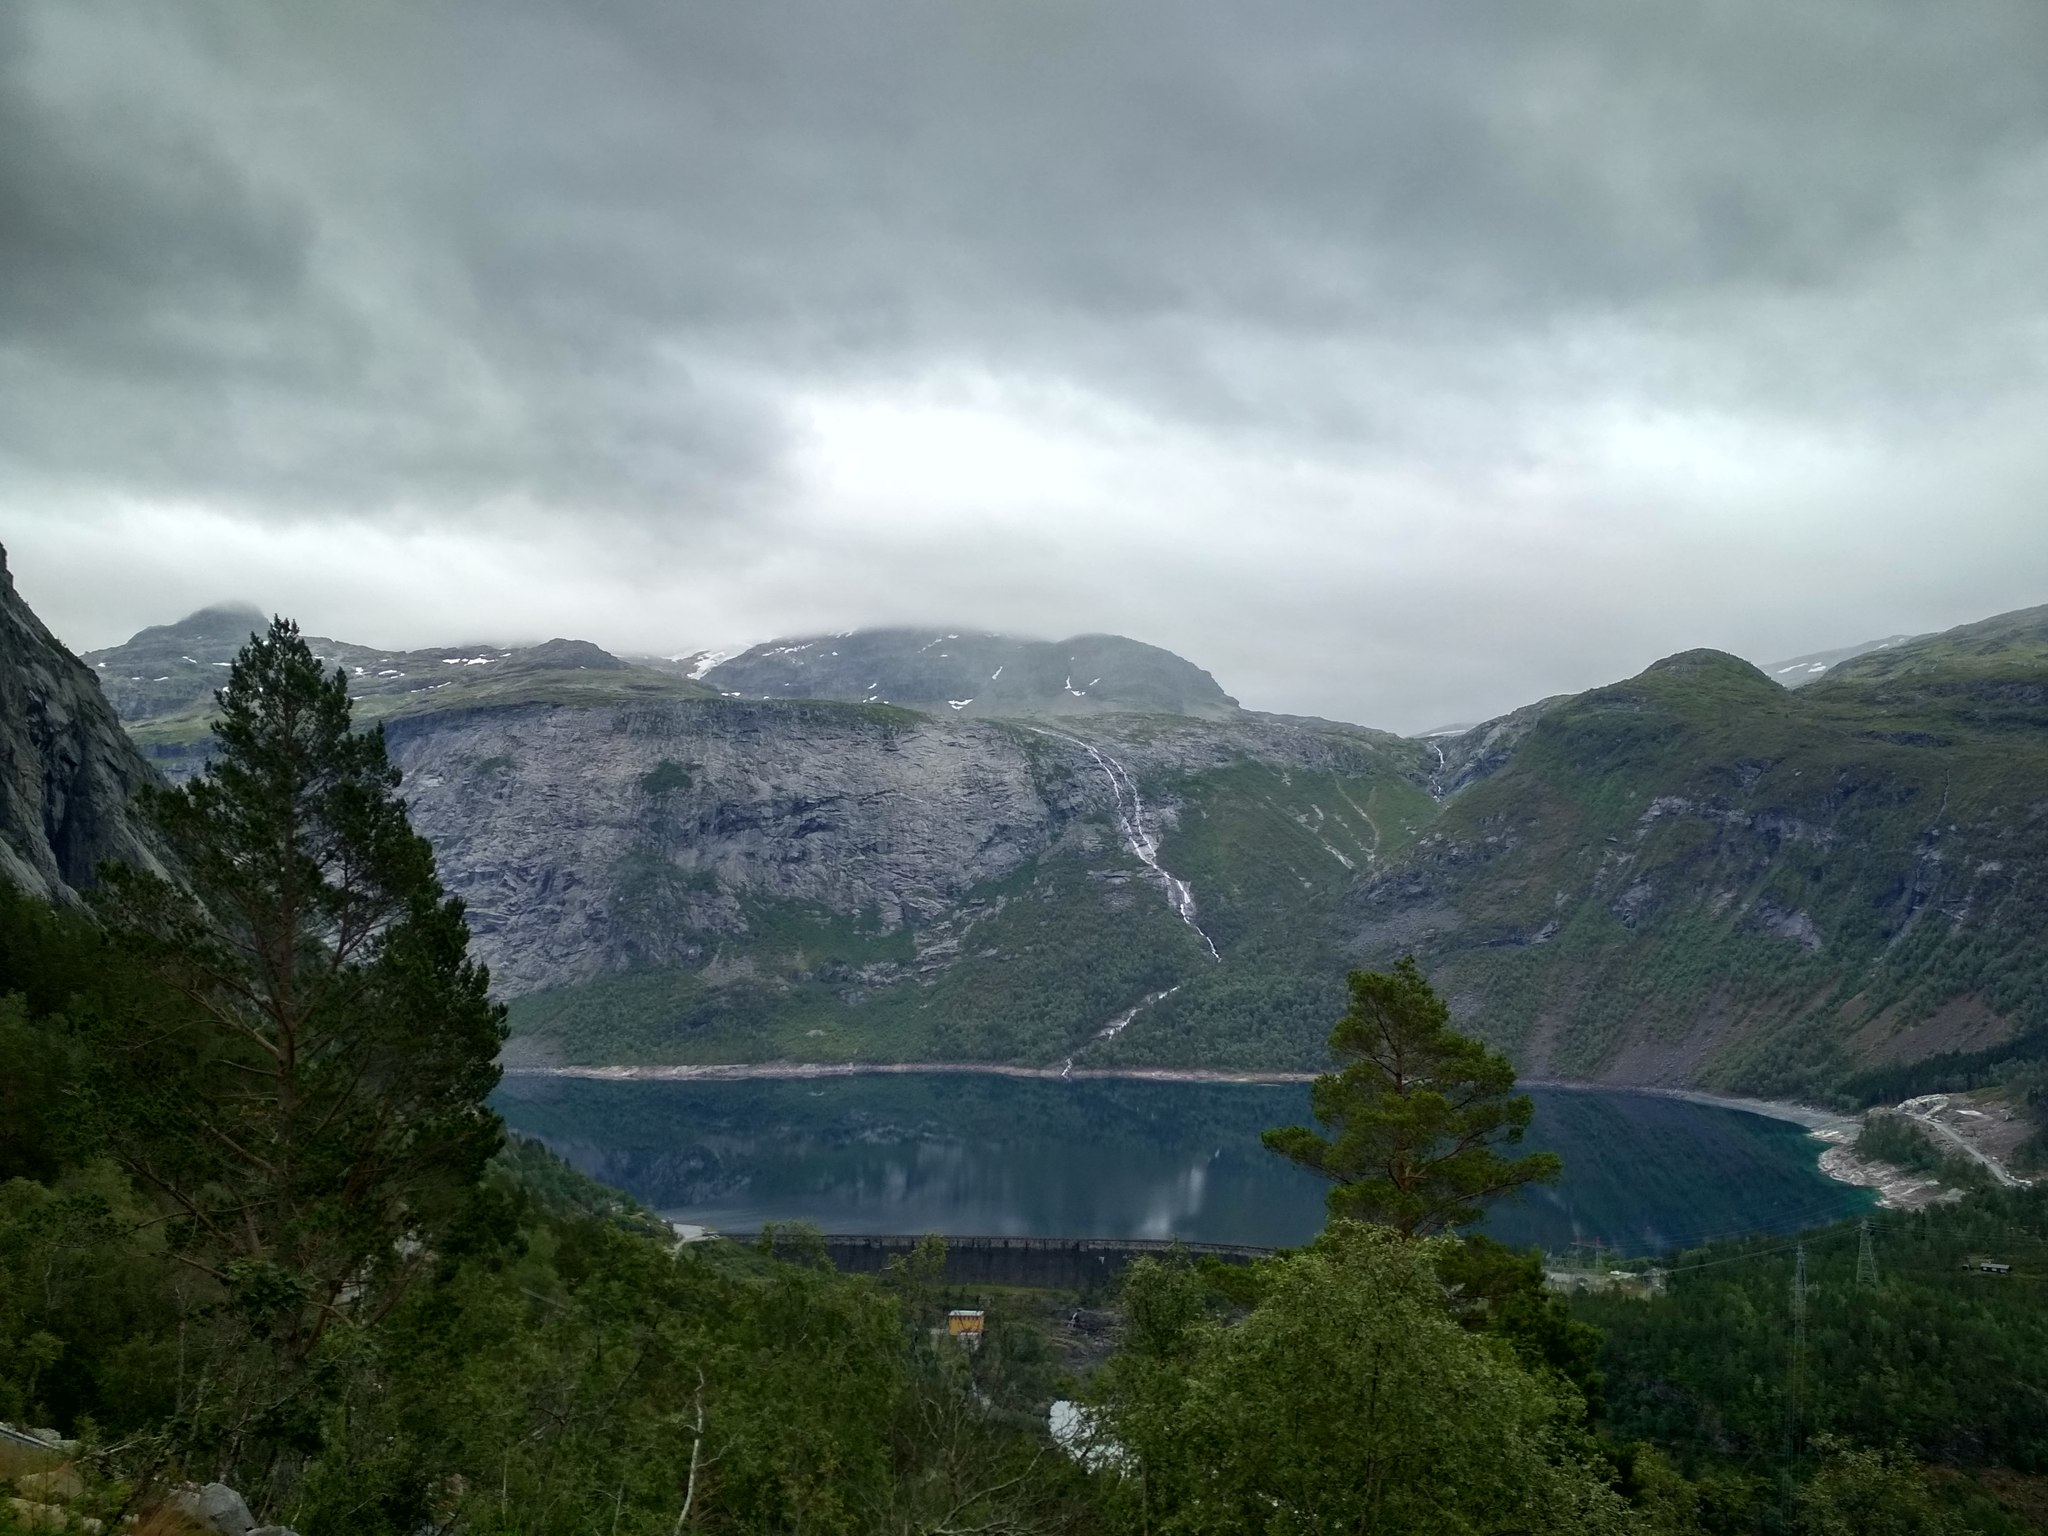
172, 1481, 255, 1535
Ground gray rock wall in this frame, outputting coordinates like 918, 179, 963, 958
384, 697, 1414, 996
387, 700, 1073, 993
0, 547, 164, 900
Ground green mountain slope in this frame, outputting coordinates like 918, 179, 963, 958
1343, 642, 2048, 1098
1819, 603, 2048, 685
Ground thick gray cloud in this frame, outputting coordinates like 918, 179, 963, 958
6, 0, 2048, 730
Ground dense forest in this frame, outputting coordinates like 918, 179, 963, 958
4, 622, 2046, 1533
1581, 1191, 2048, 1532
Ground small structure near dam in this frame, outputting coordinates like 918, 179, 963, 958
787, 1233, 1274, 1290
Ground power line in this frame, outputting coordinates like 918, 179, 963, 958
1549, 1194, 2048, 1277
1788, 1242, 1809, 1457
1857, 1218, 1879, 1288
1553, 1200, 1889, 1261
1647, 1225, 1863, 1276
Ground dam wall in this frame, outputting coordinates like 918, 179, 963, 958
773, 1233, 1273, 1291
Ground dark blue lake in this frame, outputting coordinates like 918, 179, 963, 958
493, 1074, 1871, 1258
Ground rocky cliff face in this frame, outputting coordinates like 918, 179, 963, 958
80, 597, 1418, 1068
385, 696, 1413, 997
0, 548, 163, 900
388, 700, 1058, 994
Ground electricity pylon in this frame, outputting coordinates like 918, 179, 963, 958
1856, 1218, 1879, 1289
1787, 1242, 1809, 1455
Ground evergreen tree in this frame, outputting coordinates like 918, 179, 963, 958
1263, 956, 1559, 1234
88, 617, 504, 1472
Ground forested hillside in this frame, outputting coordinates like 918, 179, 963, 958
1577, 1187, 2048, 1531
1336, 642, 2048, 1099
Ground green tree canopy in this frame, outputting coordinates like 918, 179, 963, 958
1263, 956, 1560, 1234
87, 617, 505, 1477
1093, 1223, 1633, 1535
1796, 1438, 1966, 1536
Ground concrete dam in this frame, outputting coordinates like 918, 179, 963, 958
768, 1233, 1274, 1291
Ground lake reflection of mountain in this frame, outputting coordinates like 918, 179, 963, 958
494, 1074, 1872, 1257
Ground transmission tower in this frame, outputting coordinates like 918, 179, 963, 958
1856, 1218, 1879, 1289
1787, 1242, 1809, 1455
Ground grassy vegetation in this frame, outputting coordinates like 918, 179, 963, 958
509, 841, 1210, 1067
1084, 761, 1435, 1069
508, 895, 924, 1063
1818, 603, 2048, 687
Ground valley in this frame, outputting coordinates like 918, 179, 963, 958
7, 550, 2048, 1536
18, 557, 2048, 1109
16, 8, 2048, 1527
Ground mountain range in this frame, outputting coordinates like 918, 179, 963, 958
8, 552, 2045, 1102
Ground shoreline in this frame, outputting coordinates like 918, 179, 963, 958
1520, 1080, 1857, 1133
500, 1060, 1321, 1086
497, 1059, 1851, 1128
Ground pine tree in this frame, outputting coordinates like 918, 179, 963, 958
90, 618, 505, 1397
1263, 957, 1559, 1235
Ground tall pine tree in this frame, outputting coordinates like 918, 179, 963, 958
90, 618, 504, 1469
1264, 957, 1558, 1235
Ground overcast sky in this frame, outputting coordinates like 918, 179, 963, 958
6, 0, 2048, 730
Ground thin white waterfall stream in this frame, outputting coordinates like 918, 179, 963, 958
1043, 731, 1222, 962
1059, 984, 1182, 1077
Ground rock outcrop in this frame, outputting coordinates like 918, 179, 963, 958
386, 697, 1411, 995
0, 547, 163, 900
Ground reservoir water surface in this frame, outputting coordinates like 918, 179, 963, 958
495, 1074, 1870, 1257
